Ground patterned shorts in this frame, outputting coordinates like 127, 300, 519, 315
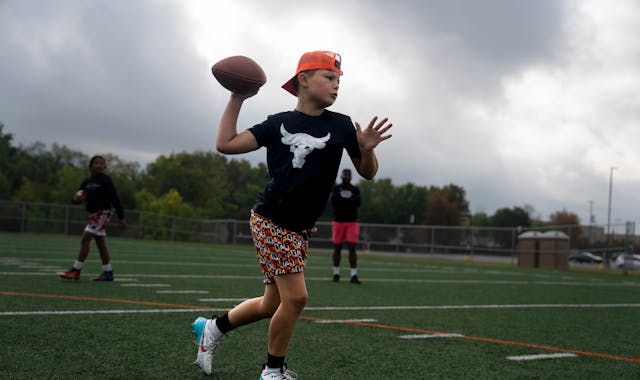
84, 209, 113, 237
250, 210, 307, 284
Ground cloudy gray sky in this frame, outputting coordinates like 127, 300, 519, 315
1, 0, 638, 229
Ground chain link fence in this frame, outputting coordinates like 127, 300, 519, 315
1, 200, 635, 263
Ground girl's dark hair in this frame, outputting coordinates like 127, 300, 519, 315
88, 155, 106, 168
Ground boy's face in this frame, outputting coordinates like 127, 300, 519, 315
90, 157, 106, 175
300, 69, 340, 107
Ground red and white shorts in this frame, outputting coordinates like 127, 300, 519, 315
250, 210, 307, 284
332, 221, 360, 244
84, 209, 113, 237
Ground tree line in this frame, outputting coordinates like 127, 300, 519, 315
0, 123, 583, 231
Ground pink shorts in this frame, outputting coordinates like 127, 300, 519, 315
250, 210, 307, 284
84, 209, 113, 237
332, 221, 360, 245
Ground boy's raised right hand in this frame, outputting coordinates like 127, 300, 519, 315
231, 89, 259, 101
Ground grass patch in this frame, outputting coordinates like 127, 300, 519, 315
1, 233, 639, 379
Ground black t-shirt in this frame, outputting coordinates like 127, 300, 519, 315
78, 173, 124, 219
331, 182, 360, 222
249, 109, 360, 232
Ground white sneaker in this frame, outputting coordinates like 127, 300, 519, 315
191, 317, 223, 375
259, 365, 298, 380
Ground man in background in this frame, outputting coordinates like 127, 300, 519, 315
330, 168, 361, 284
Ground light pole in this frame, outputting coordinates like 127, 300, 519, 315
588, 200, 593, 244
606, 167, 617, 246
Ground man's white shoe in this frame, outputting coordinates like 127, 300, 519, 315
191, 317, 222, 375
259, 365, 298, 380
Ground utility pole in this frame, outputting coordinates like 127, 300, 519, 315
588, 200, 593, 245
606, 167, 617, 268
606, 167, 617, 245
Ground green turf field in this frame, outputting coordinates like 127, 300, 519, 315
1, 232, 639, 379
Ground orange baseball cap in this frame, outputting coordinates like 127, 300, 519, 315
282, 50, 343, 96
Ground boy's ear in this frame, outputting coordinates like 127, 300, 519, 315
297, 72, 309, 89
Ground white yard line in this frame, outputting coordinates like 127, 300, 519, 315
156, 290, 209, 294
8, 303, 638, 315
506, 353, 578, 361
2, 271, 639, 288
198, 298, 248, 302
304, 303, 640, 311
314, 319, 377, 323
120, 283, 171, 287
399, 333, 464, 339
0, 308, 213, 316
0, 272, 258, 280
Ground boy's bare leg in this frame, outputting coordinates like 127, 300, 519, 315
76, 232, 93, 261
94, 236, 111, 265
228, 285, 281, 326
268, 273, 308, 356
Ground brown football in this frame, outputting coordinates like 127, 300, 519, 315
211, 55, 267, 94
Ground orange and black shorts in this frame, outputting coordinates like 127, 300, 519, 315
250, 210, 307, 284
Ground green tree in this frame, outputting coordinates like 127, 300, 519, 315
0, 173, 10, 199
0, 123, 17, 184
136, 188, 194, 240
223, 159, 269, 219
549, 209, 582, 248
147, 189, 193, 217
395, 183, 428, 225
50, 144, 89, 169
51, 164, 86, 204
491, 206, 531, 248
426, 184, 469, 226
471, 212, 491, 226
4, 140, 88, 203
145, 151, 228, 217
491, 207, 531, 228
358, 178, 396, 223
12, 178, 41, 201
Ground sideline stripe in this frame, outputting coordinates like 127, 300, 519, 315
3, 291, 639, 364
507, 353, 578, 361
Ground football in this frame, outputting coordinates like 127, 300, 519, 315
72, 190, 85, 203
211, 55, 267, 94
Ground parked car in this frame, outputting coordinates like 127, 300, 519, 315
613, 253, 640, 269
569, 252, 603, 264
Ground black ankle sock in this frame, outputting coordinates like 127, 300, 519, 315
267, 353, 285, 369
214, 313, 234, 334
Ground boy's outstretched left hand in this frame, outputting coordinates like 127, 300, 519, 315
355, 116, 393, 152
